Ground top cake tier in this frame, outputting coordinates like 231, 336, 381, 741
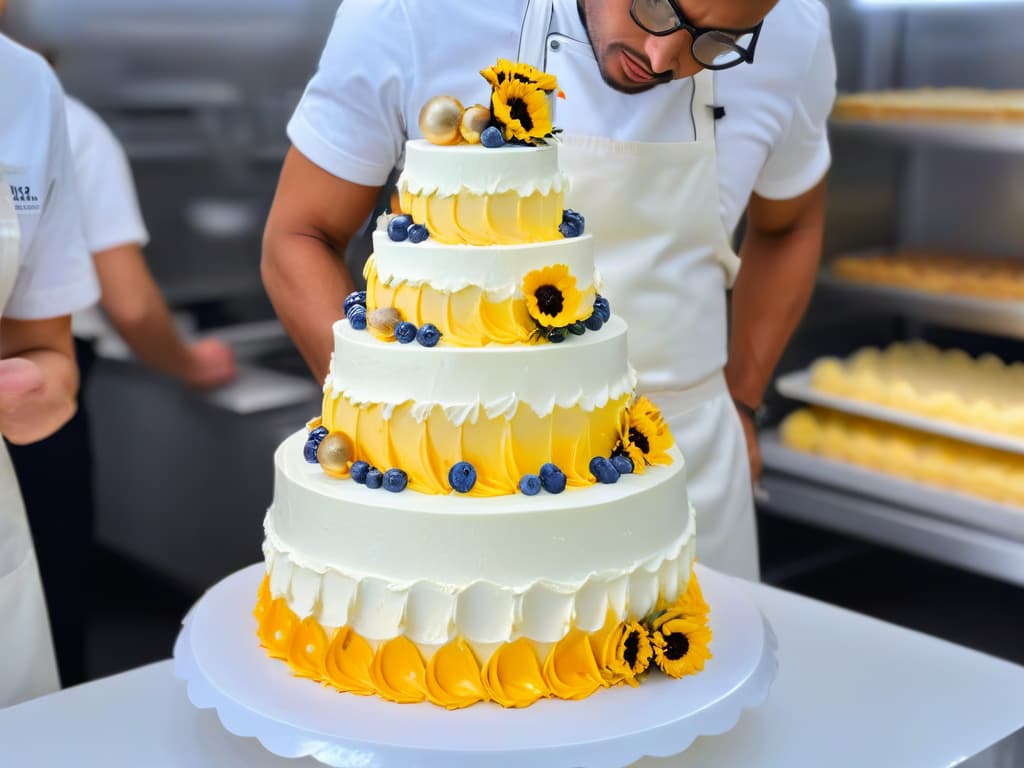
397, 140, 567, 245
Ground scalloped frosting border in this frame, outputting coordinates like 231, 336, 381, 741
254, 566, 712, 709
262, 514, 695, 645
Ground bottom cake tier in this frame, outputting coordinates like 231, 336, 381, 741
257, 430, 710, 708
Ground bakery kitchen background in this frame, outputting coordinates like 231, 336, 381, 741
6, 0, 1024, 597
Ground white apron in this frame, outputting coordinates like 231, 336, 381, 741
0, 172, 61, 706
520, 1, 759, 580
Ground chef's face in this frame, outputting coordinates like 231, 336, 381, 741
578, 0, 777, 93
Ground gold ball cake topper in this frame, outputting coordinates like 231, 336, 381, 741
459, 105, 492, 144
418, 96, 464, 146
317, 432, 354, 478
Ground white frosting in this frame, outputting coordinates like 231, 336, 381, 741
264, 431, 694, 644
398, 139, 567, 198
370, 230, 596, 300
326, 316, 638, 424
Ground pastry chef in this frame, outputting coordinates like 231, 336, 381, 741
262, 0, 836, 581
0, 29, 99, 705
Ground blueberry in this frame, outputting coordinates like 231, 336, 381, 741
303, 438, 320, 464
584, 311, 604, 332
480, 126, 505, 148
449, 461, 477, 493
590, 457, 620, 484
417, 323, 441, 347
303, 426, 330, 463
564, 209, 585, 232
547, 327, 567, 344
387, 215, 414, 242
343, 291, 366, 315
383, 468, 408, 493
350, 461, 371, 484
519, 474, 542, 496
611, 454, 634, 475
567, 322, 586, 336
365, 467, 384, 489
593, 295, 611, 323
558, 220, 581, 238
539, 464, 567, 494
394, 321, 418, 344
347, 303, 367, 331
407, 224, 430, 244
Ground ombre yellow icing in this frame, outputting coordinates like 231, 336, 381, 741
322, 394, 630, 496
425, 638, 488, 709
365, 257, 597, 347
481, 637, 547, 708
254, 569, 711, 708
542, 629, 604, 700
370, 636, 428, 704
400, 187, 564, 245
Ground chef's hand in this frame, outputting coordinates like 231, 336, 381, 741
180, 338, 237, 390
0, 357, 48, 440
737, 408, 763, 485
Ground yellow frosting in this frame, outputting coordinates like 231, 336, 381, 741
481, 637, 548, 708
255, 569, 712, 708
369, 636, 429, 704
323, 394, 630, 496
365, 257, 596, 347
425, 638, 489, 709
400, 188, 564, 245
541, 629, 605, 700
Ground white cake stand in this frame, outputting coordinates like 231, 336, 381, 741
173, 563, 777, 768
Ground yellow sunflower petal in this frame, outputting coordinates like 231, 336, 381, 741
652, 619, 713, 678
522, 264, 583, 328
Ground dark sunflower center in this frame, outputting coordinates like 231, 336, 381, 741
508, 97, 534, 131
629, 427, 651, 454
535, 284, 564, 316
623, 631, 640, 669
664, 632, 690, 661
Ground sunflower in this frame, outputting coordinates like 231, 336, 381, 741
601, 621, 653, 685
652, 619, 713, 678
491, 77, 554, 144
522, 264, 583, 329
616, 396, 674, 473
480, 58, 561, 95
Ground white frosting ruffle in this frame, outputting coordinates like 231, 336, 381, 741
263, 508, 695, 645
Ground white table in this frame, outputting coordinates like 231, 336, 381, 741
3, 580, 1023, 768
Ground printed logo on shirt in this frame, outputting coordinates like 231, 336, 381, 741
10, 184, 41, 213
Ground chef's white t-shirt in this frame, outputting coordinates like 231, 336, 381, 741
63, 96, 150, 341
0, 34, 98, 320
287, 0, 836, 236
64, 97, 150, 255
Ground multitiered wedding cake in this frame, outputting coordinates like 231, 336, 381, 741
255, 60, 712, 709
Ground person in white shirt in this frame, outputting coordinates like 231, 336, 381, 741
0, 30, 99, 707
5, 94, 237, 686
263, 0, 836, 580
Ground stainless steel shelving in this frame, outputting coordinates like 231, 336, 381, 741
830, 117, 1024, 153
818, 271, 1024, 340
760, 433, 1024, 587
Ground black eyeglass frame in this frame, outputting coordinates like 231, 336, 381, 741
629, 0, 764, 71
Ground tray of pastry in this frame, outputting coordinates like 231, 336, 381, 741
761, 430, 1024, 542
777, 345, 1024, 456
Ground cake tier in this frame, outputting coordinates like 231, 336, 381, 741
264, 429, 694, 650
364, 230, 598, 346
323, 316, 638, 495
397, 140, 565, 245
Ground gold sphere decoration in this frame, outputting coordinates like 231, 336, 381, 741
419, 96, 464, 146
368, 307, 402, 338
459, 105, 492, 144
317, 432, 354, 478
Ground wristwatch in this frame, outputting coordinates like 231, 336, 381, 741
732, 397, 766, 428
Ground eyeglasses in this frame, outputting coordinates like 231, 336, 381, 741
630, 0, 763, 71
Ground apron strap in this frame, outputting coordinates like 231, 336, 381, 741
691, 70, 716, 144
517, 0, 554, 70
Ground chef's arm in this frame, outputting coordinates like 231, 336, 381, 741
0, 316, 78, 445
726, 178, 827, 478
262, 147, 382, 382
93, 244, 237, 389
